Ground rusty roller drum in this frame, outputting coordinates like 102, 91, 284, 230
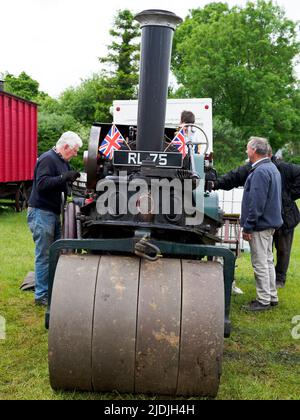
49, 255, 224, 397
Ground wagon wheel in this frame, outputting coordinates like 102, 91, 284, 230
15, 184, 27, 212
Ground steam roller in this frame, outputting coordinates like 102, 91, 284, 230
46, 10, 235, 398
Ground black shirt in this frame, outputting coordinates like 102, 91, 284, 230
29, 149, 70, 215
214, 162, 252, 190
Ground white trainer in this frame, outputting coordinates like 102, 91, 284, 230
232, 281, 244, 295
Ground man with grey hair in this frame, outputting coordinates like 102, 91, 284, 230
28, 131, 83, 306
241, 136, 283, 311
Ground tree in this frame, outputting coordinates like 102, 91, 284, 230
213, 117, 246, 174
100, 9, 140, 97
59, 74, 103, 125
95, 9, 140, 122
284, 88, 300, 163
38, 113, 89, 171
38, 93, 62, 115
172, 1, 300, 150
4, 72, 40, 101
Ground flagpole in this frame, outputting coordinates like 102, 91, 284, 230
124, 137, 132, 151
164, 141, 173, 152
164, 126, 180, 152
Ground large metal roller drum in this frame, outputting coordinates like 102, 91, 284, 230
49, 255, 224, 397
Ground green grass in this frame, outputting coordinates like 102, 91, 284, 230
0, 207, 299, 400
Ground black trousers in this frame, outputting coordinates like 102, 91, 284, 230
273, 227, 295, 285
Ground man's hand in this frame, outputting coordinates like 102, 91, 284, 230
243, 232, 252, 242
62, 171, 81, 183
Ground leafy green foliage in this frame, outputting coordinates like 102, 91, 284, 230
172, 1, 300, 152
95, 9, 140, 122
285, 155, 300, 165
38, 113, 89, 171
100, 9, 140, 94
213, 117, 246, 175
38, 94, 62, 115
59, 75, 103, 125
4, 72, 40, 101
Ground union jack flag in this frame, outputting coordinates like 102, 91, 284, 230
171, 128, 187, 158
99, 125, 125, 160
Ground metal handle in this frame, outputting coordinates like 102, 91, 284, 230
134, 238, 162, 261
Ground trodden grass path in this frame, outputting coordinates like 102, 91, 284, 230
0, 208, 299, 400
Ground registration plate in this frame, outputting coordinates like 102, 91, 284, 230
113, 150, 183, 168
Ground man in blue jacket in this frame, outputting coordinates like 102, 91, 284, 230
241, 137, 283, 311
213, 153, 300, 289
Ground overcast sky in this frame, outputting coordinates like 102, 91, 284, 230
0, 0, 299, 97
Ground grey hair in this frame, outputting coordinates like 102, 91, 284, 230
248, 137, 269, 156
56, 131, 83, 149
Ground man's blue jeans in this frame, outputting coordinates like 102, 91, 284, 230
27, 208, 61, 300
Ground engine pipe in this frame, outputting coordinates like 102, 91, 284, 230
134, 10, 182, 151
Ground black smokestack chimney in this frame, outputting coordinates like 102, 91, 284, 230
0, 80, 4, 92
134, 10, 182, 151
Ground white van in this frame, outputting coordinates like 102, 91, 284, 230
111, 98, 213, 153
